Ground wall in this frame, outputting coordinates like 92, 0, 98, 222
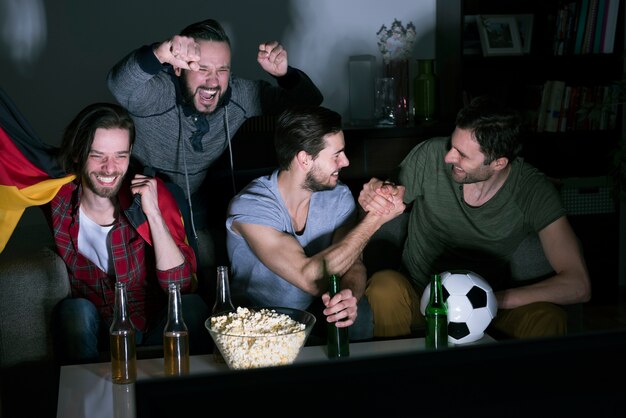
0, 0, 435, 144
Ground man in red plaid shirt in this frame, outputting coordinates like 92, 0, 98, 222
48, 103, 210, 364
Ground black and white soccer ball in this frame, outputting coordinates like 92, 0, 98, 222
420, 270, 498, 344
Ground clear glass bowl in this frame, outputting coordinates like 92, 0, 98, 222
205, 306, 316, 370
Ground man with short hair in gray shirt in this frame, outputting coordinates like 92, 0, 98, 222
226, 106, 405, 341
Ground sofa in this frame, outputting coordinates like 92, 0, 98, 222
0, 246, 69, 369
0, 244, 68, 417
0, 211, 583, 367
0, 206, 582, 416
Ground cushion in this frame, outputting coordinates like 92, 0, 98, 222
0, 246, 70, 368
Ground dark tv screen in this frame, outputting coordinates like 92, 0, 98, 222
136, 329, 626, 418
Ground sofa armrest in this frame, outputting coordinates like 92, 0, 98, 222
0, 246, 70, 368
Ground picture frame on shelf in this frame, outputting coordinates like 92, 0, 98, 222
476, 15, 523, 57
515, 14, 534, 54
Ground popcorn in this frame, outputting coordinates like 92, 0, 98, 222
209, 307, 308, 369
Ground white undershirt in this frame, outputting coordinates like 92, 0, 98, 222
78, 206, 114, 274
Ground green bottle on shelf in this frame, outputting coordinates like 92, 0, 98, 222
413, 58, 438, 124
325, 261, 350, 359
425, 273, 448, 349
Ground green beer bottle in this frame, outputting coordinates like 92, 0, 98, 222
326, 262, 350, 358
425, 273, 448, 349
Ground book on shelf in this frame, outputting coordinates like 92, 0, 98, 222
536, 80, 555, 133
559, 86, 573, 132
607, 83, 620, 129
582, 0, 600, 54
598, 85, 611, 130
602, 0, 621, 53
547, 0, 619, 56
576, 86, 590, 130
565, 86, 582, 131
545, 80, 567, 133
553, 5, 564, 54
533, 81, 618, 132
574, 0, 591, 54
593, 0, 607, 53
564, 1, 580, 54
558, 1, 579, 55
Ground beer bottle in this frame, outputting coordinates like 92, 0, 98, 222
425, 273, 448, 349
163, 282, 189, 376
110, 281, 137, 384
212, 266, 235, 363
326, 262, 350, 359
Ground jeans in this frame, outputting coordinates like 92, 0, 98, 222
54, 298, 102, 364
54, 294, 212, 365
352, 296, 374, 340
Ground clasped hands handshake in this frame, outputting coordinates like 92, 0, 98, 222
358, 178, 406, 217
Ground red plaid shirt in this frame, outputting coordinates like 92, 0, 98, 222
48, 180, 195, 332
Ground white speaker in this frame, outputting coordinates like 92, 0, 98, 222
348, 55, 376, 126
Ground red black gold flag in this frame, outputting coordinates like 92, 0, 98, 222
0, 89, 74, 253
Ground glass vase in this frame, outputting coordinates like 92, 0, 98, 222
384, 59, 410, 126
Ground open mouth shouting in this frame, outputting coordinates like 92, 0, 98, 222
197, 87, 219, 109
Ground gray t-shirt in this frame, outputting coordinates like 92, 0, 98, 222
226, 169, 356, 309
399, 137, 566, 291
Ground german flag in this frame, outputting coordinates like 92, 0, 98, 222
0, 88, 74, 253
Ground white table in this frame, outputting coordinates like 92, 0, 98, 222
57, 334, 495, 418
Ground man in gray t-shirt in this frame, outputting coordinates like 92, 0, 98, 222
359, 96, 590, 340
226, 106, 405, 341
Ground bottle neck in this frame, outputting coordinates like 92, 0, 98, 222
324, 259, 341, 297
167, 283, 184, 323
418, 59, 434, 75
213, 266, 235, 313
328, 274, 340, 296
114, 282, 129, 321
429, 275, 444, 306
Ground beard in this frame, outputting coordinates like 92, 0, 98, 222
450, 165, 492, 184
84, 172, 124, 198
180, 72, 228, 115
303, 166, 336, 192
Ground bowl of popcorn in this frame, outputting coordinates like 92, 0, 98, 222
205, 306, 316, 370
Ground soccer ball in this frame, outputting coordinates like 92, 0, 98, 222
420, 270, 498, 344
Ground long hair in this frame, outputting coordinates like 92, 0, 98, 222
455, 96, 522, 164
274, 106, 342, 171
58, 103, 135, 175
